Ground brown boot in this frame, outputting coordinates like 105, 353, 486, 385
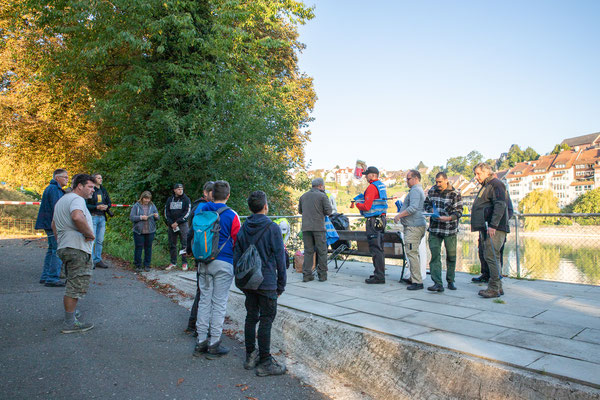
478, 289, 501, 298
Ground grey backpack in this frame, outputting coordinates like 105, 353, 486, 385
234, 223, 272, 290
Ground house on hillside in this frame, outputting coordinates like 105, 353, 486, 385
561, 132, 600, 150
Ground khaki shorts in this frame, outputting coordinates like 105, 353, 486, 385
58, 248, 93, 299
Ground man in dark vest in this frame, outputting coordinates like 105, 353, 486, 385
356, 166, 388, 284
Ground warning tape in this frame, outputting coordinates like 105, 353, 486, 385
0, 201, 130, 207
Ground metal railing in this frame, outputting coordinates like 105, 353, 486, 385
3, 213, 599, 285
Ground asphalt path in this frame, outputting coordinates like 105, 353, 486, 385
0, 238, 328, 400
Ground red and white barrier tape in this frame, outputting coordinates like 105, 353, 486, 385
0, 201, 130, 207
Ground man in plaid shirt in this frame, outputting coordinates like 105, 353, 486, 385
424, 172, 463, 292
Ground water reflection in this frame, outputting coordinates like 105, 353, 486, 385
455, 232, 600, 285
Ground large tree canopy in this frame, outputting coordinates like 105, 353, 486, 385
2, 0, 315, 213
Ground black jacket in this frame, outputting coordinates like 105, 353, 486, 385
164, 194, 191, 225
233, 214, 287, 295
86, 185, 112, 218
471, 177, 512, 233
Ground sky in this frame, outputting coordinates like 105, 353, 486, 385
296, 0, 600, 171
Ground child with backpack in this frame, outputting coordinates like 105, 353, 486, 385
233, 191, 287, 376
190, 181, 240, 359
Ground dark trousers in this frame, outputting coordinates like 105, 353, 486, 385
168, 223, 189, 264
366, 216, 386, 280
243, 289, 277, 361
133, 232, 155, 267
188, 260, 200, 330
478, 232, 505, 277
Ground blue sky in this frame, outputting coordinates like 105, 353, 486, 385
296, 1, 600, 170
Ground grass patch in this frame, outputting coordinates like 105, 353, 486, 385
493, 298, 505, 304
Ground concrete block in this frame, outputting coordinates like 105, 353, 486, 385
554, 298, 600, 317
394, 298, 481, 319
492, 329, 600, 364
283, 285, 354, 304
535, 309, 600, 330
278, 296, 354, 317
467, 311, 585, 339
335, 298, 418, 319
527, 355, 600, 387
410, 330, 544, 367
401, 312, 509, 339
574, 328, 600, 345
332, 312, 432, 338
444, 296, 546, 318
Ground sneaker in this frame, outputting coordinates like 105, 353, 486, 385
471, 275, 489, 283
255, 356, 286, 377
205, 340, 230, 360
365, 277, 385, 284
95, 261, 108, 269
407, 283, 424, 290
61, 319, 94, 334
165, 264, 176, 271
45, 281, 66, 287
193, 340, 208, 357
427, 283, 444, 292
244, 349, 259, 370
478, 289, 501, 298
182, 263, 188, 271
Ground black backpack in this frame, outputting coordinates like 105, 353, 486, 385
234, 223, 273, 290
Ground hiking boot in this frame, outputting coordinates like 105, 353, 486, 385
499, 288, 504, 296
193, 340, 208, 357
255, 357, 286, 377
165, 264, 176, 271
205, 340, 230, 360
365, 277, 385, 284
318, 275, 327, 282
182, 263, 188, 271
61, 319, 94, 334
400, 277, 412, 285
45, 281, 66, 287
407, 283, 424, 290
95, 261, 108, 269
302, 275, 314, 282
427, 283, 444, 292
244, 349, 259, 370
471, 275, 489, 283
478, 289, 501, 298
447, 282, 457, 291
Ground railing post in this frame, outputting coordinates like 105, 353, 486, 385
514, 214, 521, 279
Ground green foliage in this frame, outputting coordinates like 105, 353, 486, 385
519, 189, 560, 230
550, 143, 571, 155
571, 188, 600, 225
445, 150, 483, 179
498, 144, 539, 170
0, 187, 39, 220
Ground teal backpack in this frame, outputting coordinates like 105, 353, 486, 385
191, 206, 230, 263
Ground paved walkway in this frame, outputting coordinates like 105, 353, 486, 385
159, 260, 600, 390
0, 238, 327, 400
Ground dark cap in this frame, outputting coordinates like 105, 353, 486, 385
173, 183, 183, 189
362, 166, 379, 175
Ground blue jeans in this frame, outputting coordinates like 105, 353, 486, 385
92, 215, 106, 264
40, 229, 62, 283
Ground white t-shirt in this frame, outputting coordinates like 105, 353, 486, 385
53, 192, 94, 254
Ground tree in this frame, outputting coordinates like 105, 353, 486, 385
519, 189, 560, 230
416, 161, 427, 170
498, 144, 539, 170
13, 0, 316, 215
571, 188, 600, 225
445, 150, 483, 179
551, 143, 571, 155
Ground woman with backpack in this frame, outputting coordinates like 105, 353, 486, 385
130, 191, 160, 272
